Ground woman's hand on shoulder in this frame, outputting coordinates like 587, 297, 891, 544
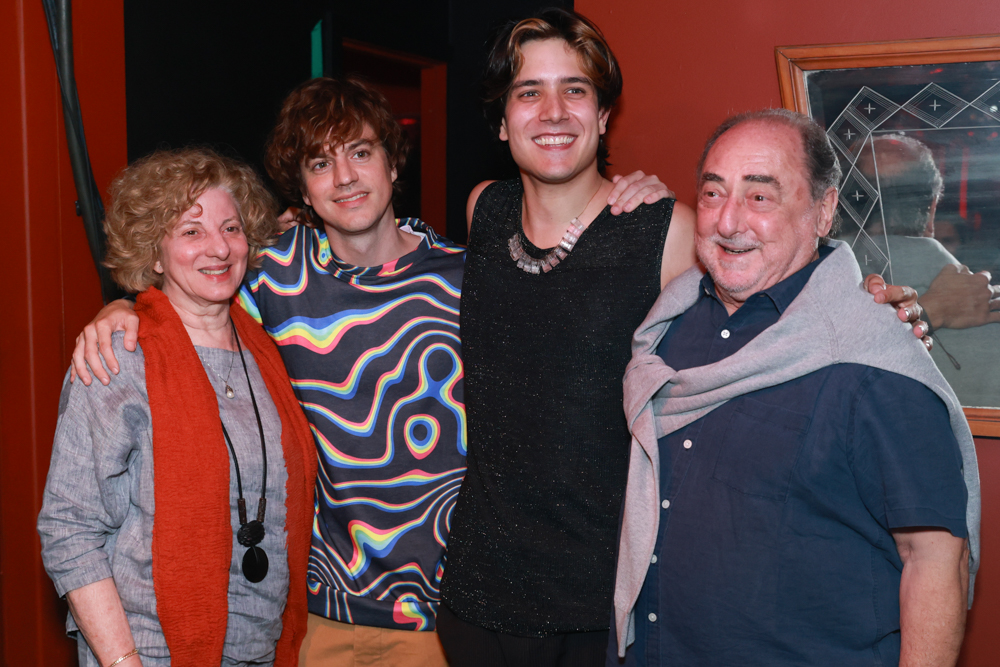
608, 171, 675, 216
71, 299, 140, 386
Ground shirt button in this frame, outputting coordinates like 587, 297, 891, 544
721, 329, 731, 339
648, 613, 658, 622
651, 554, 658, 564
661, 499, 671, 509
683, 439, 693, 449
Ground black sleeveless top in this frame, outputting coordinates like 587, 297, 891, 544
441, 179, 674, 636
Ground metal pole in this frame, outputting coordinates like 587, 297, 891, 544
43, 0, 125, 303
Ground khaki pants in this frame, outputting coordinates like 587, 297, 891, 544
299, 613, 449, 667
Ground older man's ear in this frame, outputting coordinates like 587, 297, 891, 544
817, 186, 839, 238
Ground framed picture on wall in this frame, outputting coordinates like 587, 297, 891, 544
775, 36, 1000, 431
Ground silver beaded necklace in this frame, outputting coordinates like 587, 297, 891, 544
508, 184, 603, 275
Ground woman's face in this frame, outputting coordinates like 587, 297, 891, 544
155, 187, 249, 311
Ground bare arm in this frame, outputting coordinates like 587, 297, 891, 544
40, 357, 144, 666
71, 299, 140, 386
466, 180, 497, 235
893, 528, 969, 667
659, 202, 698, 289
66, 578, 142, 667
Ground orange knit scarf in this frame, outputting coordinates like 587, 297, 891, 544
136, 287, 316, 666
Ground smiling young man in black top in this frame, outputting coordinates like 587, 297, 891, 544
436, 11, 696, 666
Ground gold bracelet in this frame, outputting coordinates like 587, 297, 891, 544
106, 647, 139, 667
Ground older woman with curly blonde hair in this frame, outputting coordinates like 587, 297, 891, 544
38, 148, 316, 667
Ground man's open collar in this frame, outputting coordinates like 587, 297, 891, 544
698, 243, 836, 315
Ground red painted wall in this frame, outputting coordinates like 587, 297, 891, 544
579, 0, 1000, 205
576, 1, 1000, 661
0, 0, 126, 662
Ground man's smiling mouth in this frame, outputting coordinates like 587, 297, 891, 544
335, 192, 367, 203
533, 135, 575, 146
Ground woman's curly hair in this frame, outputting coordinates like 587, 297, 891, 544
103, 148, 278, 293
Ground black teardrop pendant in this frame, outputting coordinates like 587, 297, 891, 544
242, 546, 269, 583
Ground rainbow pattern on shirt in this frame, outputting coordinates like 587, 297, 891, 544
241, 220, 465, 631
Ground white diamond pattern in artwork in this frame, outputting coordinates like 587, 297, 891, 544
903, 83, 967, 127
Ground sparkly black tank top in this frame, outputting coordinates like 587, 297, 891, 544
441, 179, 674, 635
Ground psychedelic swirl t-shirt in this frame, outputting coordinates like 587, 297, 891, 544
239, 219, 465, 630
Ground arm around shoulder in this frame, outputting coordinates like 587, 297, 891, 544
72, 298, 139, 386
660, 201, 699, 290
466, 180, 497, 236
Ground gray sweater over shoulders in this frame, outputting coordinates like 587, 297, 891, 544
615, 241, 981, 653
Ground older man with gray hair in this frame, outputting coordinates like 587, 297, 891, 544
610, 109, 979, 667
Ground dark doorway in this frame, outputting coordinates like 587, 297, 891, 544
124, 0, 572, 241
337, 39, 448, 234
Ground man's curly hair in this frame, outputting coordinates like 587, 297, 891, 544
265, 77, 408, 227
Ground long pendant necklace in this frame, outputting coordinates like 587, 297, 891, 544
209, 340, 238, 399
219, 319, 270, 583
508, 184, 604, 274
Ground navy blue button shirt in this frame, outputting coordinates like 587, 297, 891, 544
612, 246, 968, 667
